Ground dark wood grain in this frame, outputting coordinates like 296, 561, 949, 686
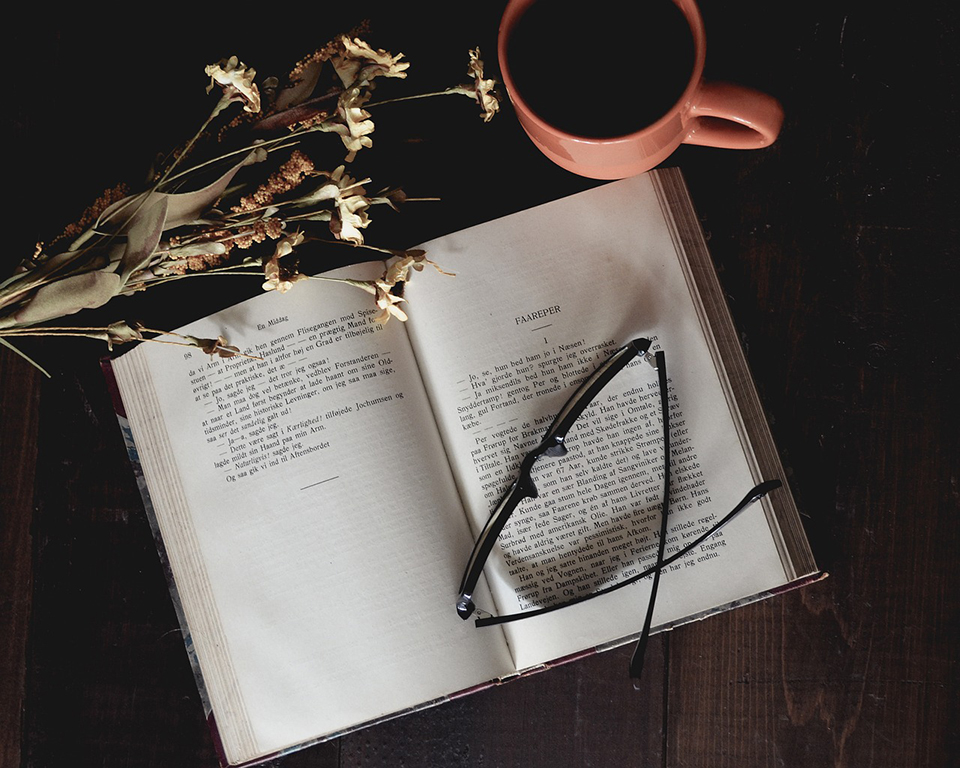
0, 349, 40, 768
2, 1, 957, 767
340, 643, 666, 767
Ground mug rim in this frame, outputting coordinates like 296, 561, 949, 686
497, 0, 708, 145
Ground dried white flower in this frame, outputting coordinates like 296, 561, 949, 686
466, 48, 499, 122
329, 86, 376, 161
332, 192, 371, 245
341, 277, 407, 323
374, 282, 408, 323
333, 36, 410, 88
262, 232, 307, 293
205, 56, 261, 113
383, 250, 453, 285
321, 166, 372, 245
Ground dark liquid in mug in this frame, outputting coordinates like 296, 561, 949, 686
506, 0, 696, 138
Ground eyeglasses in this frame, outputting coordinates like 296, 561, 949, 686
455, 338, 781, 682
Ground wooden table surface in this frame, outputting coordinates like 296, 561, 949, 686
2, 2, 957, 766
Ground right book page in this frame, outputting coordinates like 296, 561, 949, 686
404, 169, 814, 672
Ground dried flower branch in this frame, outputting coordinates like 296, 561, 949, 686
2, 34, 498, 376
0, 321, 260, 359
312, 250, 453, 325
365, 47, 500, 121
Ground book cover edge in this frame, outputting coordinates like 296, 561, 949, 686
97, 168, 823, 766
101, 356, 228, 767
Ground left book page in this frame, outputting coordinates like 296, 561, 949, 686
109, 265, 513, 767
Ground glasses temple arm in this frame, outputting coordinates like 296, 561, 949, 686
544, 339, 652, 441
473, 478, 782, 628
456, 458, 540, 619
629, 351, 669, 683
657, 479, 783, 565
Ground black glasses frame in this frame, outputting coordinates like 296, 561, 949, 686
455, 338, 781, 680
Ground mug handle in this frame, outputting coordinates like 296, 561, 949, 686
684, 81, 784, 149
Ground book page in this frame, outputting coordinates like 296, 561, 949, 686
112, 268, 512, 764
404, 173, 790, 671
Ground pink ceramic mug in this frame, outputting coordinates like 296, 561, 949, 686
498, 0, 785, 179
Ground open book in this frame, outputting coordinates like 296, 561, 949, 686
106, 168, 819, 767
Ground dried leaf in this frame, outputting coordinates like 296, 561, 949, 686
97, 152, 261, 234
275, 60, 325, 111
13, 270, 122, 326
0, 336, 51, 377
0, 243, 117, 307
105, 320, 144, 349
163, 242, 229, 260
185, 334, 241, 358
118, 197, 168, 284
